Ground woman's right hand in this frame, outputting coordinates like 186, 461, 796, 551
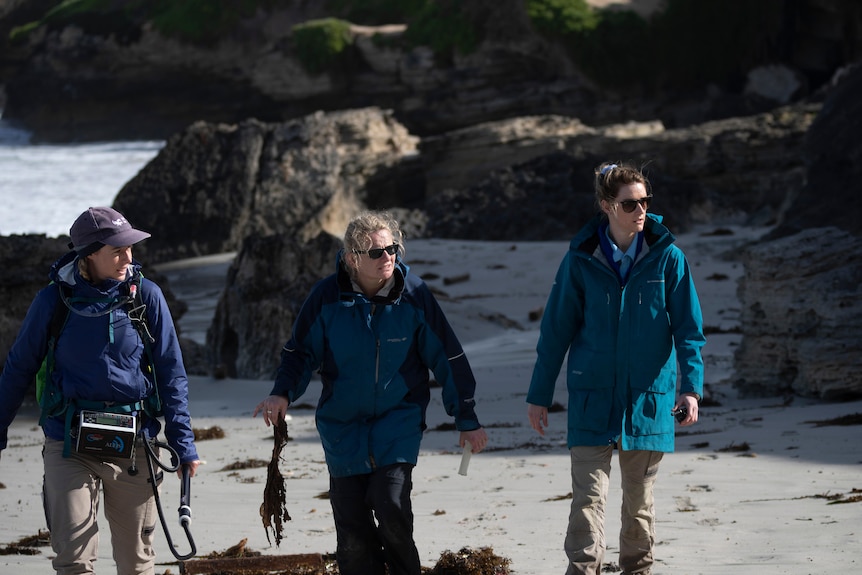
253, 395, 290, 427
527, 403, 548, 436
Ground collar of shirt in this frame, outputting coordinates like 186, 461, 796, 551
351, 274, 397, 298
605, 227, 640, 264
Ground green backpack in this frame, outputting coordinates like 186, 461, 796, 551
36, 272, 162, 456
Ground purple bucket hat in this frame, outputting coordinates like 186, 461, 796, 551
69, 207, 151, 256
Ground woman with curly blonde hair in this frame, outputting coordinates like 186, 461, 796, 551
255, 210, 487, 575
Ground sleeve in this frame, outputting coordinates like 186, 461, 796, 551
143, 278, 199, 463
527, 252, 584, 407
665, 247, 706, 397
0, 287, 56, 450
414, 281, 481, 431
271, 279, 328, 403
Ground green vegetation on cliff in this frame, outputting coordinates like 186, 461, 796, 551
404, 0, 480, 58
292, 18, 354, 75
10, 0, 287, 45
9, 0, 785, 91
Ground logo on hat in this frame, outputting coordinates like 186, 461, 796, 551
70, 207, 151, 255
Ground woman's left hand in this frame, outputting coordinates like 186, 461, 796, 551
460, 428, 488, 454
673, 393, 700, 426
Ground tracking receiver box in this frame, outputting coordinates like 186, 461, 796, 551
77, 410, 137, 458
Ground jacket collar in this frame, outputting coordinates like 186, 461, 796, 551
49, 250, 142, 296
334, 249, 408, 304
571, 213, 672, 256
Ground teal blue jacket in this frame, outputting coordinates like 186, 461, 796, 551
527, 214, 705, 452
271, 253, 481, 477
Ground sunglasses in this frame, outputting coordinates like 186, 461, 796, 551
354, 243, 399, 259
616, 195, 653, 213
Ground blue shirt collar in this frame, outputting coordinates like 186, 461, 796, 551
605, 226, 640, 263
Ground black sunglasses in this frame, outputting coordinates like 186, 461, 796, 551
354, 243, 399, 259
617, 195, 652, 213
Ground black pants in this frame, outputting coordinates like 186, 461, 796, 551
329, 463, 421, 575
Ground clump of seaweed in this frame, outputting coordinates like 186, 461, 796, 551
0, 529, 50, 555
716, 441, 751, 453
194, 426, 226, 440
261, 416, 292, 546
220, 459, 269, 471
429, 546, 511, 575
805, 413, 862, 427
178, 543, 512, 574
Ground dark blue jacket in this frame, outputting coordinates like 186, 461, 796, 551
0, 251, 199, 463
272, 253, 481, 477
527, 214, 705, 452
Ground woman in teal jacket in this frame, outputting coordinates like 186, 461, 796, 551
254, 211, 487, 575
527, 162, 705, 575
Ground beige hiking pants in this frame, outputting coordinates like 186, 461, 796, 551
42, 437, 161, 575
564, 445, 663, 575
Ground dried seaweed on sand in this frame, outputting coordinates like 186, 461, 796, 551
429, 546, 511, 575
260, 416, 292, 546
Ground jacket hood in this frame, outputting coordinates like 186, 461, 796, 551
48, 250, 143, 295
48, 250, 79, 286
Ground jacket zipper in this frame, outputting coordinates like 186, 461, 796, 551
370, 303, 379, 470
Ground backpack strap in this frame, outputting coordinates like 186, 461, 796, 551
36, 284, 72, 426
126, 272, 162, 419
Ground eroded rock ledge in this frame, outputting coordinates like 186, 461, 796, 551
734, 227, 862, 399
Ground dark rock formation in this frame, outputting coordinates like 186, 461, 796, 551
422, 105, 818, 209
1, 1, 858, 142
113, 107, 418, 265
0, 91, 841, 392
426, 152, 708, 241
425, 103, 818, 240
771, 62, 862, 239
730, 61, 862, 400
426, 152, 600, 242
733, 227, 862, 399
0, 234, 69, 372
1, 3, 858, 401
0, 5, 594, 142
206, 232, 341, 380
111, 101, 816, 264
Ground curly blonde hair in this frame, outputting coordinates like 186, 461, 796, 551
342, 211, 405, 273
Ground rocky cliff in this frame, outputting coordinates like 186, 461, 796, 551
112, 107, 418, 264
1, 1, 861, 397
207, 232, 342, 380
111, 101, 817, 268
0, 234, 69, 364
1, 0, 859, 142
100, 97, 821, 381
734, 228, 862, 399
731, 61, 862, 399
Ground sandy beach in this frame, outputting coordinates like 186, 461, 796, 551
2, 225, 860, 574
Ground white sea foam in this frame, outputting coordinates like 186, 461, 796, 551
0, 120, 163, 237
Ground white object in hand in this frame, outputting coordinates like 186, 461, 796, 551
458, 441, 473, 476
